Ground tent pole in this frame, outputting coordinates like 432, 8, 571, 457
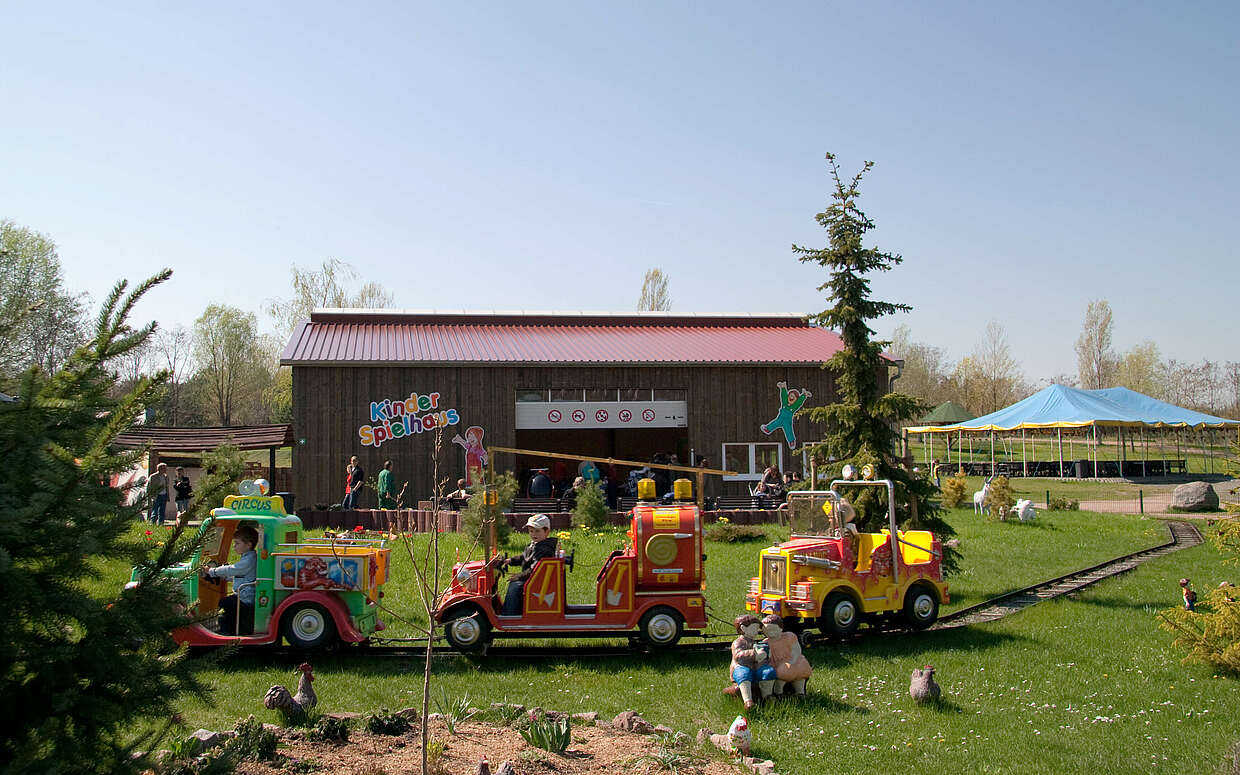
1119, 426, 1125, 477
1093, 425, 1098, 479
1142, 427, 1147, 478
1057, 427, 1064, 478
1022, 429, 1027, 477
990, 431, 995, 477
1160, 428, 1165, 478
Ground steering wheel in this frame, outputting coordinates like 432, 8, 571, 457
564, 548, 576, 572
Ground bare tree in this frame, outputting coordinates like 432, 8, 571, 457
1075, 300, 1116, 389
637, 268, 671, 311
153, 326, 194, 425
890, 324, 953, 406
266, 258, 394, 338
0, 219, 88, 376
970, 320, 1024, 414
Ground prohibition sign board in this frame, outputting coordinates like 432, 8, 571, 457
548, 409, 562, 423
618, 409, 633, 422
595, 409, 609, 422
641, 408, 656, 422
571, 409, 586, 423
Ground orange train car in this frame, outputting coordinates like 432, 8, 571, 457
433, 479, 707, 654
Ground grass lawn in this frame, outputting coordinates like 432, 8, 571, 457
95, 505, 1240, 773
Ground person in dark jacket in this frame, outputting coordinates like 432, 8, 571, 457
173, 467, 193, 516
527, 469, 553, 498
494, 514, 559, 615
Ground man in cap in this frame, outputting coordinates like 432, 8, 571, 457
493, 513, 559, 616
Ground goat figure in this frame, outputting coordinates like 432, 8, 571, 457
972, 482, 991, 515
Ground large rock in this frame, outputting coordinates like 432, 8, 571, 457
1172, 482, 1219, 512
611, 711, 653, 734
188, 729, 234, 754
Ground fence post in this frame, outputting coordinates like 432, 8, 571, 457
1139, 489, 1144, 515
1046, 489, 1050, 509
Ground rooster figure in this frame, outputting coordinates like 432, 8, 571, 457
909, 665, 941, 704
264, 663, 318, 720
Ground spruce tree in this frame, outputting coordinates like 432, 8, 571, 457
794, 153, 958, 573
0, 271, 234, 773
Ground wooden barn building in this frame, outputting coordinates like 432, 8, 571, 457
281, 310, 880, 509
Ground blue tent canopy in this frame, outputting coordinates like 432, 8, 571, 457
908, 384, 1239, 433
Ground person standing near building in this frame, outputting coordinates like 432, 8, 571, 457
377, 460, 396, 509
146, 463, 170, 523
343, 455, 365, 509
173, 466, 193, 516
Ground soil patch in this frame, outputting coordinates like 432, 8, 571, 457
237, 717, 746, 775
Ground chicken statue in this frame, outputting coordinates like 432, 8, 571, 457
727, 715, 751, 757
909, 665, 941, 704
264, 663, 318, 720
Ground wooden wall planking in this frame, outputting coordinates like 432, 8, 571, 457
292, 364, 855, 509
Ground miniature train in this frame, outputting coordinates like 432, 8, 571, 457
129, 481, 390, 649
433, 478, 707, 654
133, 473, 946, 652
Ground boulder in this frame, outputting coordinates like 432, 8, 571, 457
325, 711, 364, 721
188, 729, 234, 754
611, 711, 654, 734
708, 732, 732, 752
571, 711, 599, 724
652, 724, 674, 736
1172, 482, 1219, 512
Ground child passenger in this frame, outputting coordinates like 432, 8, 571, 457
205, 525, 259, 635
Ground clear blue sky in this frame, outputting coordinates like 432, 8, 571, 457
3, 1, 1237, 380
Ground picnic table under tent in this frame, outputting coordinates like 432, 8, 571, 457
905, 384, 1240, 478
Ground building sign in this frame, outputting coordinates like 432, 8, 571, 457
516, 401, 687, 430
359, 391, 461, 448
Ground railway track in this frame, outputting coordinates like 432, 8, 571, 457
268, 520, 1203, 661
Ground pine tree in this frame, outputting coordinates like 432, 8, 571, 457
0, 271, 236, 773
794, 153, 958, 573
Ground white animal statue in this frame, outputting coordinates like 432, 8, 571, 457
727, 715, 751, 756
973, 482, 991, 515
1014, 498, 1036, 522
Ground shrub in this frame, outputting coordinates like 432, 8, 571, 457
984, 476, 1015, 520
425, 739, 449, 775
705, 523, 768, 543
940, 472, 969, 508
460, 470, 519, 547
1159, 516, 1240, 673
228, 715, 279, 762
1047, 496, 1080, 511
520, 717, 571, 753
308, 715, 350, 744
365, 708, 411, 736
573, 480, 610, 530
434, 690, 476, 735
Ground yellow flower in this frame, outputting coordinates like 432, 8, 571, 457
556, 531, 572, 540
718, 517, 730, 524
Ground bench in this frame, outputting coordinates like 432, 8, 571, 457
510, 497, 560, 514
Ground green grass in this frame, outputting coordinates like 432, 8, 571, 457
96, 513, 1239, 774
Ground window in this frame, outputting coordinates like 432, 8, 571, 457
586, 388, 617, 402
517, 389, 549, 402
721, 442, 784, 481
551, 388, 585, 401
653, 388, 686, 401
619, 388, 652, 402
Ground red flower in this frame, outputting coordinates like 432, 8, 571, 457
352, 525, 365, 533
144, 530, 152, 535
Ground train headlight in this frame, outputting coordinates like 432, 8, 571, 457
841, 464, 856, 481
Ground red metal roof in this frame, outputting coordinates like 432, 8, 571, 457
280, 311, 846, 366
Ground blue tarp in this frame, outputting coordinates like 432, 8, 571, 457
908, 384, 1239, 433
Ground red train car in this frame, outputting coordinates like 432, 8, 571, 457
433, 483, 707, 654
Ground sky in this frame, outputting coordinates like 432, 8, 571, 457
3, 1, 1238, 381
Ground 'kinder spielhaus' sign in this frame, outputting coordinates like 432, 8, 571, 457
359, 391, 460, 448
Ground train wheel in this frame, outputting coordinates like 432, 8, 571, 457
282, 602, 338, 650
443, 607, 491, 654
902, 585, 939, 630
638, 606, 684, 648
820, 591, 860, 637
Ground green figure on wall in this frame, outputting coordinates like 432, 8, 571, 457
761, 382, 811, 449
